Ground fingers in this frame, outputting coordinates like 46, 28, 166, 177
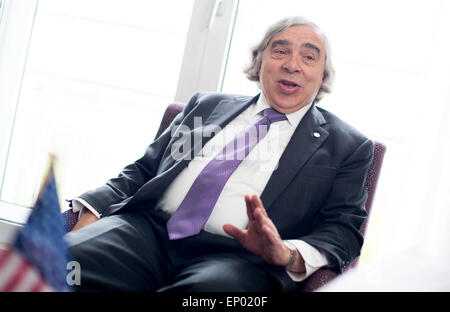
244, 194, 281, 244
252, 195, 268, 218
246, 194, 267, 220
245, 195, 254, 221
259, 223, 280, 246
237, 195, 287, 265
223, 224, 246, 244
248, 195, 270, 227
254, 209, 279, 241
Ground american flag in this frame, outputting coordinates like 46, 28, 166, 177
0, 163, 69, 291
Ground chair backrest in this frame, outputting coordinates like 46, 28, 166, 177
154, 103, 184, 140
349, 140, 385, 269
361, 141, 386, 237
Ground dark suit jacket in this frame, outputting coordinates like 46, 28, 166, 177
79, 92, 373, 283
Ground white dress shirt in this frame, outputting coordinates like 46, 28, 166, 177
72, 93, 329, 281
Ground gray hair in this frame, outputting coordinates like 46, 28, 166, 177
244, 16, 335, 103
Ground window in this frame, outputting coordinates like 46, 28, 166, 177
0, 0, 194, 214
0, 0, 40, 226
0, 1, 4, 22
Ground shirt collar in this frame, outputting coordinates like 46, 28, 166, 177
254, 93, 313, 128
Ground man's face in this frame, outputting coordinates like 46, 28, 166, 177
259, 25, 326, 114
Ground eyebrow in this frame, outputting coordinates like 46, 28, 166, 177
271, 39, 292, 49
302, 42, 321, 56
271, 40, 321, 56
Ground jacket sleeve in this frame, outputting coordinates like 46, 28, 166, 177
77, 92, 201, 217
300, 138, 374, 272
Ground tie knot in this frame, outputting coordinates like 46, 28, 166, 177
262, 107, 287, 124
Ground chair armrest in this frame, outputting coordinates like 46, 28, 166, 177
298, 268, 339, 292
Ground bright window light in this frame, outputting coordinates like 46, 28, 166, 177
0, 0, 194, 209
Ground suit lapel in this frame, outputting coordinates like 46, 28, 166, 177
159, 94, 258, 171
122, 94, 258, 209
202, 94, 259, 133
261, 105, 329, 210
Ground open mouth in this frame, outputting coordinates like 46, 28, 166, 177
278, 79, 301, 93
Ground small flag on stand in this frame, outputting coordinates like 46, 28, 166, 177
0, 158, 69, 291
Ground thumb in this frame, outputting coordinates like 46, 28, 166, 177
223, 224, 246, 244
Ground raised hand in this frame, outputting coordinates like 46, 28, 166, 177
223, 194, 292, 267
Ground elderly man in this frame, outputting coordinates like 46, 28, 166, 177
66, 16, 373, 291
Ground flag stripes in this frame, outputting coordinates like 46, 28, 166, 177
0, 248, 52, 292
0, 159, 69, 292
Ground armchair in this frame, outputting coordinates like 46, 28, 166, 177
62, 102, 386, 292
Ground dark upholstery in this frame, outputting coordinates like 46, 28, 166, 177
154, 102, 185, 140
63, 102, 386, 292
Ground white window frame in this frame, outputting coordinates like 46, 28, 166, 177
175, 0, 239, 102
0, 0, 39, 243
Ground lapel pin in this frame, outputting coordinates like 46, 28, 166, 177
313, 132, 321, 138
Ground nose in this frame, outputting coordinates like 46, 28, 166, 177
282, 55, 302, 74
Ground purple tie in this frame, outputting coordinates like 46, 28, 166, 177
167, 107, 287, 240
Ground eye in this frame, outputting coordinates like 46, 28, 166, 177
272, 48, 288, 57
304, 55, 315, 61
